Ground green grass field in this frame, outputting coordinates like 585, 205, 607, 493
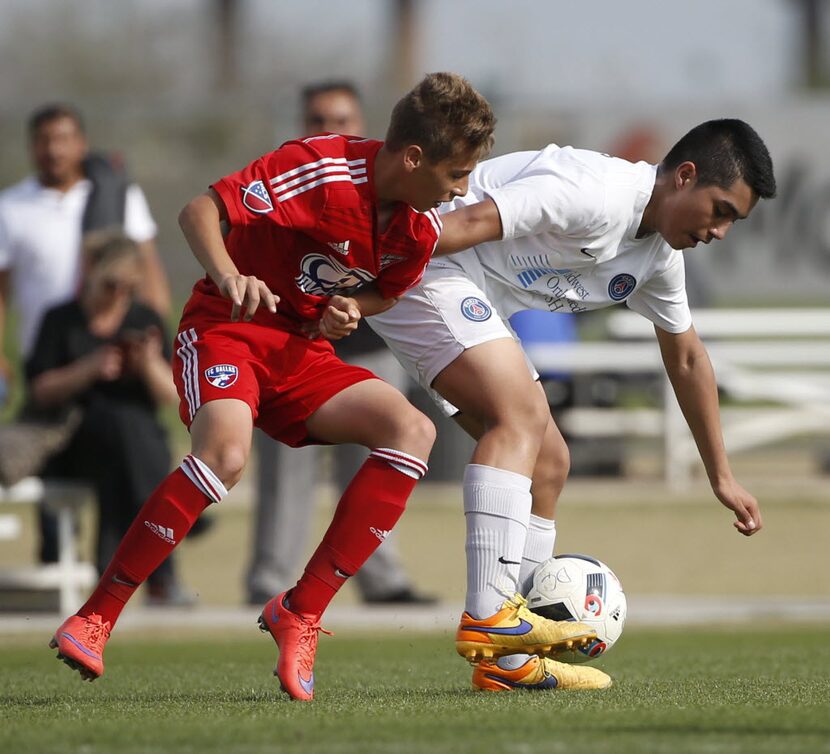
2, 625, 829, 754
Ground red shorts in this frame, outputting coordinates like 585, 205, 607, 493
172, 317, 376, 447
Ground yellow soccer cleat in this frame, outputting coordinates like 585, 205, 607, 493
472, 654, 612, 691
455, 593, 597, 663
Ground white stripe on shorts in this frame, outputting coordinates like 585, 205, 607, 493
176, 328, 200, 422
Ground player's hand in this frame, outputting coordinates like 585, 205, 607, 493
319, 295, 361, 340
218, 273, 279, 322
713, 476, 763, 536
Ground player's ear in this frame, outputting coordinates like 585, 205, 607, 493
675, 161, 697, 190
403, 145, 424, 172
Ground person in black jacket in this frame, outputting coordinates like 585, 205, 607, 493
26, 231, 189, 605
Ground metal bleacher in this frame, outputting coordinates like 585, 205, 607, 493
523, 308, 830, 488
0, 478, 96, 614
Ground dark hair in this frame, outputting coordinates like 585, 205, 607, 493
385, 72, 496, 162
27, 103, 85, 138
301, 80, 362, 108
660, 119, 776, 199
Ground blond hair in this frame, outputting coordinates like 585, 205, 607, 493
82, 229, 140, 272
385, 72, 496, 162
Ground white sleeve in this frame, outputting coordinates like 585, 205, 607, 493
626, 250, 692, 333
124, 184, 158, 243
485, 164, 607, 242
0, 206, 12, 270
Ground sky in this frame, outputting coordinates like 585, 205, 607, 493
238, 0, 799, 107
0, 0, 802, 108
419, 0, 797, 107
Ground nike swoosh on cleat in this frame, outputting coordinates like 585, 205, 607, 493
61, 633, 102, 660
298, 671, 314, 695
484, 672, 559, 690
464, 619, 534, 636
270, 602, 280, 624
497, 556, 521, 565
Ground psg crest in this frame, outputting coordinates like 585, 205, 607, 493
608, 273, 636, 301
241, 180, 274, 214
460, 296, 492, 322
205, 364, 239, 389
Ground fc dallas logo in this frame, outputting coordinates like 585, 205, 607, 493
241, 180, 274, 214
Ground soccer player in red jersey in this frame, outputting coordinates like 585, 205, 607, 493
49, 73, 498, 701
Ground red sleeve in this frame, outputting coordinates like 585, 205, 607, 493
374, 210, 442, 299
211, 141, 325, 231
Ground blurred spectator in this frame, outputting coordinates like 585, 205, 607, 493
0, 103, 172, 566
0, 103, 171, 405
26, 232, 190, 605
245, 81, 435, 605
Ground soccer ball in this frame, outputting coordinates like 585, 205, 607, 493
525, 554, 627, 663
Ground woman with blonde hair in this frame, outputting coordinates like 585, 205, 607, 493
26, 231, 190, 605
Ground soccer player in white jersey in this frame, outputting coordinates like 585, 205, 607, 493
368, 119, 776, 692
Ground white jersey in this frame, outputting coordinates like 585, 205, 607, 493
433, 145, 692, 333
0, 176, 157, 355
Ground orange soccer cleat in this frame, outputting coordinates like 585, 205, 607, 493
49, 613, 112, 681
472, 654, 612, 691
455, 593, 596, 663
258, 592, 331, 702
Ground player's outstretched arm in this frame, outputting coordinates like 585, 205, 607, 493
654, 324, 762, 536
434, 198, 503, 257
178, 190, 278, 321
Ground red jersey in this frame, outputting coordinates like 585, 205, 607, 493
184, 134, 442, 330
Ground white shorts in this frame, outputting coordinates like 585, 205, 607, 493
367, 253, 538, 417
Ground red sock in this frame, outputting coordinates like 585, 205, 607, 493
288, 450, 427, 617
78, 465, 214, 626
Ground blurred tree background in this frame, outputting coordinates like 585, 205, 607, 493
1, 0, 828, 307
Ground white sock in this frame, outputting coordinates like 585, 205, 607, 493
463, 463, 532, 618
518, 514, 557, 595
495, 516, 557, 677
496, 654, 533, 670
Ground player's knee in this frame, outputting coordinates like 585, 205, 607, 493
392, 407, 436, 458
196, 443, 248, 488
537, 436, 571, 490
492, 392, 549, 443
523, 405, 550, 441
